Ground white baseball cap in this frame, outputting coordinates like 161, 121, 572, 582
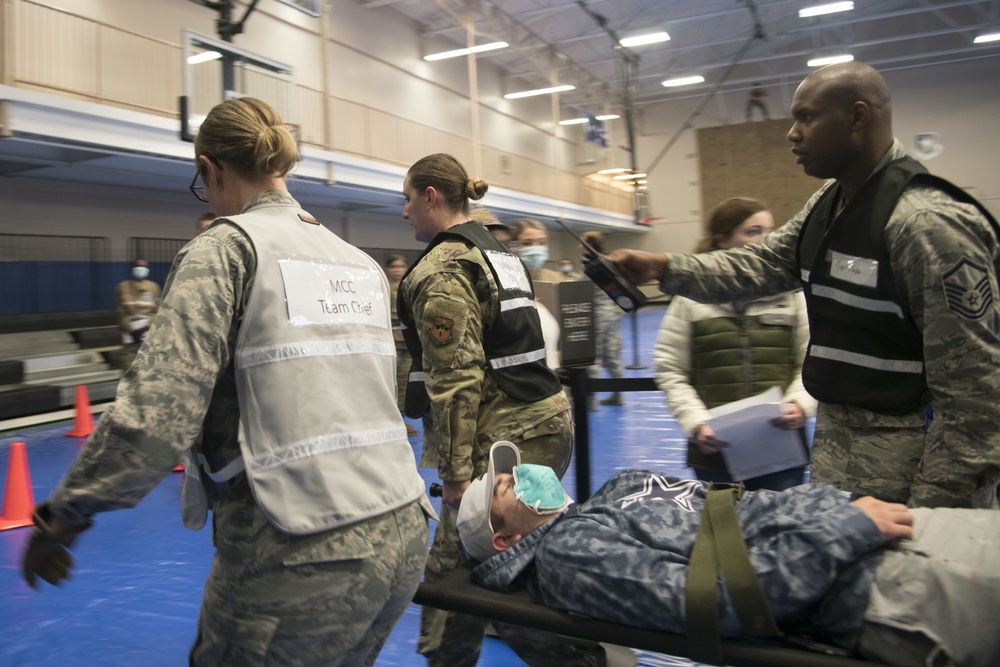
456, 441, 520, 562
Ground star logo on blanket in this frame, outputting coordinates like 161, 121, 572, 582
942, 258, 993, 320
617, 475, 702, 512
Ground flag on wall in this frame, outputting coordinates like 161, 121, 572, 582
585, 113, 607, 148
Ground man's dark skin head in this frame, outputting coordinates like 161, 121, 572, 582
787, 61, 894, 202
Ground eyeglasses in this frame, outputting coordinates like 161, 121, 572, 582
189, 157, 219, 203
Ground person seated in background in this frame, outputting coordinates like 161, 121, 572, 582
580, 231, 625, 408
114, 258, 160, 369
654, 197, 815, 490
457, 442, 1000, 667
512, 218, 563, 283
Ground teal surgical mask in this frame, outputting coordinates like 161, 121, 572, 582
132, 266, 150, 280
518, 246, 548, 271
513, 464, 570, 515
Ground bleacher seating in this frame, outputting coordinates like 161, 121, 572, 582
0, 312, 123, 420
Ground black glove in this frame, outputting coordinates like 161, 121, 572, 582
134, 328, 149, 343
22, 504, 91, 590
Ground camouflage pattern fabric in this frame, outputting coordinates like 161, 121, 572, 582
398, 238, 572, 482
400, 237, 576, 665
474, 471, 884, 651
46, 190, 432, 664
190, 478, 428, 667
588, 285, 625, 381
114, 277, 160, 368
662, 141, 1000, 508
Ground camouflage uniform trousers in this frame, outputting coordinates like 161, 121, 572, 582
588, 302, 625, 382
810, 401, 927, 504
419, 411, 602, 667
190, 477, 429, 667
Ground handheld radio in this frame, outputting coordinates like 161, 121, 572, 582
554, 218, 647, 313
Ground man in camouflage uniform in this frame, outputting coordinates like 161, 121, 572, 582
610, 62, 1000, 508
580, 232, 626, 407
400, 153, 574, 666
460, 449, 1000, 667
114, 258, 160, 369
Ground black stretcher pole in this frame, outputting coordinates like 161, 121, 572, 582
567, 366, 592, 502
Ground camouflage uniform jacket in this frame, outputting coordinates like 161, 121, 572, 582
48, 191, 295, 524
473, 471, 884, 649
664, 140, 1000, 507
114, 277, 160, 336
398, 237, 570, 482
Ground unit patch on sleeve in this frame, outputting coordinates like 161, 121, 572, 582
942, 258, 993, 320
431, 316, 454, 343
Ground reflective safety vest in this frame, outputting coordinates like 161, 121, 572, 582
184, 202, 427, 535
796, 157, 999, 414
399, 221, 563, 418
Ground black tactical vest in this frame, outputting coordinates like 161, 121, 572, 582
797, 157, 999, 414
399, 221, 563, 418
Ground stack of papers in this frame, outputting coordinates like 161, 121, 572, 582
707, 386, 808, 481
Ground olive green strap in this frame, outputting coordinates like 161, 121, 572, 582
685, 490, 725, 665
685, 487, 782, 665
708, 488, 782, 638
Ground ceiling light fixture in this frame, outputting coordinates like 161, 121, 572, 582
799, 2, 854, 18
807, 54, 854, 67
558, 114, 620, 126
613, 172, 647, 180
188, 51, 222, 64
597, 168, 628, 175
619, 32, 670, 48
424, 41, 509, 61
974, 33, 1000, 44
662, 75, 705, 87
504, 84, 575, 99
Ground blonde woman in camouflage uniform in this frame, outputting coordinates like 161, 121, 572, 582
399, 153, 573, 666
611, 62, 1000, 508
22, 97, 433, 666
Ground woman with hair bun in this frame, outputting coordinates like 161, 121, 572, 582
654, 196, 816, 491
398, 153, 573, 664
22, 97, 433, 666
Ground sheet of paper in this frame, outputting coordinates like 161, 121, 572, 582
707, 386, 808, 482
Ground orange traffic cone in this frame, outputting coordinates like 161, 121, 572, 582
0, 442, 36, 531
66, 385, 94, 438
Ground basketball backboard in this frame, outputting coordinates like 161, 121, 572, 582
180, 31, 296, 142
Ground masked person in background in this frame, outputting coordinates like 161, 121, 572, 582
114, 258, 160, 369
512, 219, 563, 283
23, 97, 433, 667
510, 218, 563, 369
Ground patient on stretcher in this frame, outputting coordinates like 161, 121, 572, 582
456, 442, 1000, 667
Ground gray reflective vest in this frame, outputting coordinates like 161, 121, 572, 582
184, 202, 427, 535
797, 157, 1000, 414
399, 221, 563, 418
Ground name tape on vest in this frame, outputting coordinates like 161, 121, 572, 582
279, 258, 389, 328
829, 251, 879, 288
484, 250, 532, 293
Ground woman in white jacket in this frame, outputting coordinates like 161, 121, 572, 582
654, 197, 817, 490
